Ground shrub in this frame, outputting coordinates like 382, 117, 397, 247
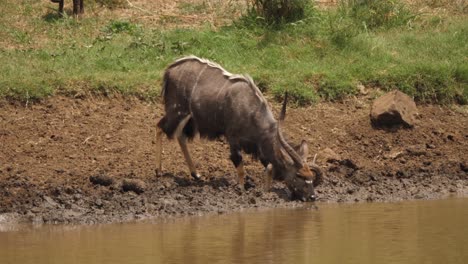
247, 0, 311, 25
339, 0, 415, 30
104, 20, 138, 34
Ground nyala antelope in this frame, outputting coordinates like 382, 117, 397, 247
155, 56, 322, 201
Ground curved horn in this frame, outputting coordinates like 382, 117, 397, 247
277, 125, 303, 168
308, 153, 323, 186
279, 92, 288, 121
309, 163, 323, 187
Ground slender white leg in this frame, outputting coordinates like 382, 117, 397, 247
177, 134, 200, 179
174, 115, 200, 180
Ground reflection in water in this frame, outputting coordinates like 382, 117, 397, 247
1, 198, 467, 264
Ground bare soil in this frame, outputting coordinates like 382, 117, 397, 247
0, 95, 467, 224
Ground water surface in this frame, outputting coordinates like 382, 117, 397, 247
1, 198, 467, 264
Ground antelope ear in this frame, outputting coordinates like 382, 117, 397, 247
297, 140, 309, 162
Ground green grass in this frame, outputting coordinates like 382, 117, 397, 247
0, 0, 466, 104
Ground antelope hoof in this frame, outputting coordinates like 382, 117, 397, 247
236, 183, 246, 193
155, 169, 163, 177
191, 172, 202, 181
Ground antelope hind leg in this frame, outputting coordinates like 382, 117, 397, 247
155, 125, 163, 176
174, 115, 201, 180
177, 135, 201, 180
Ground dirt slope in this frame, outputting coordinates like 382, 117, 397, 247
0, 95, 467, 224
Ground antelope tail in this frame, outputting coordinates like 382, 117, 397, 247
279, 91, 288, 121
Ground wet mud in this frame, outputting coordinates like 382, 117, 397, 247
0, 96, 467, 224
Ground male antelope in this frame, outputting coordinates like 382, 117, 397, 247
155, 56, 322, 201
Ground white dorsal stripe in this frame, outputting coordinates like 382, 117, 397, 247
173, 55, 242, 79
168, 55, 266, 103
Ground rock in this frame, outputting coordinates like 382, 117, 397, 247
357, 83, 368, 95
447, 134, 455, 141
351, 171, 371, 184
89, 174, 114, 186
318, 148, 341, 163
95, 199, 103, 208
414, 193, 424, 200
122, 179, 146, 194
396, 170, 409, 179
62, 209, 84, 218
31, 207, 41, 213
426, 143, 436, 149
461, 162, 468, 173
340, 159, 359, 170
71, 204, 85, 211
43, 196, 59, 208
370, 90, 418, 128
244, 176, 256, 190
384, 150, 403, 159
406, 145, 427, 156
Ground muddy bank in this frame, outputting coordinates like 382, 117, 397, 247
0, 96, 467, 224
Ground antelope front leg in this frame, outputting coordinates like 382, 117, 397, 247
230, 148, 245, 189
236, 161, 246, 188
264, 164, 273, 191
79, 0, 84, 14
177, 135, 201, 180
58, 0, 64, 14
73, 0, 80, 17
155, 126, 163, 176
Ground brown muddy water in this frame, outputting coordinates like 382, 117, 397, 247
1, 198, 467, 264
